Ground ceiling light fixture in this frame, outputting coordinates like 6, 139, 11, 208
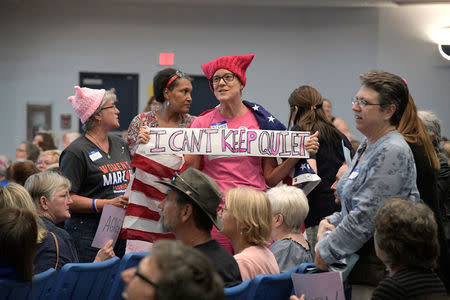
430, 26, 450, 60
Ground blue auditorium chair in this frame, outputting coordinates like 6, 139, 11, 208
108, 252, 148, 300
0, 268, 58, 300
49, 256, 120, 300
224, 279, 251, 300
246, 268, 296, 300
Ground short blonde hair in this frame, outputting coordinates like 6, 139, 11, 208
25, 171, 71, 208
226, 187, 272, 246
0, 183, 47, 243
0, 182, 35, 211
39, 150, 61, 164
266, 185, 309, 233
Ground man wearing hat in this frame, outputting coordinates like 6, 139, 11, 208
157, 168, 242, 288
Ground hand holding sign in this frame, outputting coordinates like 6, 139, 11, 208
93, 239, 115, 262
105, 195, 129, 209
305, 131, 319, 155
138, 126, 150, 144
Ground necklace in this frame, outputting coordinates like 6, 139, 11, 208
87, 132, 111, 159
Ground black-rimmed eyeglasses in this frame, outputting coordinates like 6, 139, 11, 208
351, 97, 382, 108
135, 266, 158, 288
210, 73, 237, 86
101, 104, 117, 110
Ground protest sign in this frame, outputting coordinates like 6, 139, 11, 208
291, 272, 345, 300
137, 127, 310, 158
92, 204, 126, 248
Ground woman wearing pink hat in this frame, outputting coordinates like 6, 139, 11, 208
186, 54, 319, 252
60, 86, 132, 262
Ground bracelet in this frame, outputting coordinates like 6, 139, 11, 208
92, 198, 98, 213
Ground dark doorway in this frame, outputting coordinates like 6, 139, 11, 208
79, 72, 139, 133
189, 75, 218, 116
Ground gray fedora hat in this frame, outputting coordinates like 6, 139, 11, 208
156, 168, 223, 231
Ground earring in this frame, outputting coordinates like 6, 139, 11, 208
166, 101, 170, 107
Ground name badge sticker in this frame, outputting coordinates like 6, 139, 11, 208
211, 121, 228, 129
348, 167, 360, 180
89, 149, 103, 162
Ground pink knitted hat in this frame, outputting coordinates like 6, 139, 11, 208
68, 86, 106, 123
201, 54, 254, 90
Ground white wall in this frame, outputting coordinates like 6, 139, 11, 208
1, 1, 449, 159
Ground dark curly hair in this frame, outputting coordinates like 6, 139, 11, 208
374, 198, 439, 270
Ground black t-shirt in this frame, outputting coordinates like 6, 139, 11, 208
195, 239, 242, 288
60, 134, 132, 217
304, 130, 353, 227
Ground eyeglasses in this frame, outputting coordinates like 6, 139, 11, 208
172, 172, 199, 196
210, 73, 237, 86
101, 104, 117, 110
219, 206, 228, 214
351, 97, 382, 108
36, 160, 52, 166
135, 266, 158, 288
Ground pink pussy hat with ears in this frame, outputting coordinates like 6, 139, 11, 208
68, 86, 106, 123
201, 54, 255, 90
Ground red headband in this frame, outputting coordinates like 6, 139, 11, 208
164, 70, 185, 90
165, 74, 180, 90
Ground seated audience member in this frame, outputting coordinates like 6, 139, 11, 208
0, 182, 48, 244
0, 155, 11, 187
62, 132, 81, 149
330, 163, 348, 206
157, 168, 242, 287
33, 131, 57, 152
15, 141, 40, 163
36, 150, 60, 172
220, 187, 279, 280
372, 198, 447, 299
7, 161, 40, 186
322, 98, 352, 141
266, 185, 313, 272
121, 240, 224, 300
0, 207, 38, 283
25, 172, 115, 273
